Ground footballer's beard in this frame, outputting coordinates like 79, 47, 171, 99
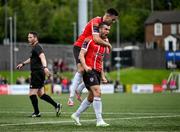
29, 40, 38, 46
100, 33, 108, 39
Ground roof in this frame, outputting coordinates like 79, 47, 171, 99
171, 34, 180, 40
145, 11, 180, 25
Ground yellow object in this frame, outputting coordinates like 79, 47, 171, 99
125, 84, 132, 93
44, 84, 52, 95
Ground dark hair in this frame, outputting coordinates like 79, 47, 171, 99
99, 22, 109, 28
106, 8, 119, 16
28, 31, 39, 39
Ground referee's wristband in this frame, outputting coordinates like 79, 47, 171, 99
42, 66, 48, 69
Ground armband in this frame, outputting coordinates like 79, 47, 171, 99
22, 62, 25, 66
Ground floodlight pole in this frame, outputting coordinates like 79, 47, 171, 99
78, 0, 88, 35
89, 0, 93, 19
151, 0, 154, 12
73, 22, 77, 43
14, 12, 17, 68
116, 20, 120, 82
9, 17, 13, 84
5, 0, 8, 41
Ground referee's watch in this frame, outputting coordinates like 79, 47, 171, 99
22, 62, 25, 66
42, 66, 48, 69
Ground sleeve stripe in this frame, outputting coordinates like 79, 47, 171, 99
81, 39, 92, 51
86, 39, 92, 50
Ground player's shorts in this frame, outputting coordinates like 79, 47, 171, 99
30, 69, 45, 89
83, 69, 101, 90
73, 45, 81, 64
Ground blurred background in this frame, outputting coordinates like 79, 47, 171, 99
0, 0, 180, 94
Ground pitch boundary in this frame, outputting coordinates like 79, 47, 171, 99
0, 114, 180, 127
0, 111, 178, 115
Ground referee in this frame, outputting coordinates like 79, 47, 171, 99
16, 31, 62, 117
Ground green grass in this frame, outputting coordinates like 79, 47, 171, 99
0, 70, 30, 84
0, 68, 179, 84
108, 68, 178, 84
0, 93, 180, 131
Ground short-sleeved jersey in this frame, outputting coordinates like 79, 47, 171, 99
81, 36, 110, 72
30, 44, 44, 71
74, 17, 103, 47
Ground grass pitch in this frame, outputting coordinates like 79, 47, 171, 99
0, 93, 180, 131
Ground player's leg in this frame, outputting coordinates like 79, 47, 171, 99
91, 85, 109, 127
68, 46, 84, 106
29, 71, 41, 117
38, 88, 62, 116
71, 90, 93, 126
75, 82, 86, 102
29, 89, 41, 117
34, 69, 62, 116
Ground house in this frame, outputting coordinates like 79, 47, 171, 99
145, 11, 180, 51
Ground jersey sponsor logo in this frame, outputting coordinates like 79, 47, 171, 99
90, 77, 94, 82
96, 52, 104, 57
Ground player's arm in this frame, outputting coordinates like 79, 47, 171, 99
93, 34, 112, 50
101, 62, 108, 83
16, 58, 30, 70
39, 53, 51, 77
79, 49, 92, 72
79, 39, 92, 72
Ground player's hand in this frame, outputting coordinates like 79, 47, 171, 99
85, 66, 92, 72
44, 67, 51, 77
101, 77, 108, 84
16, 63, 24, 70
108, 43, 112, 51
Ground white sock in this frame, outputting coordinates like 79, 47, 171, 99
69, 72, 82, 101
76, 82, 86, 94
75, 98, 91, 117
93, 97, 103, 122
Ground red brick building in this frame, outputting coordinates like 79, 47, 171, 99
145, 11, 180, 51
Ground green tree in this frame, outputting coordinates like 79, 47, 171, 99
1, 0, 180, 44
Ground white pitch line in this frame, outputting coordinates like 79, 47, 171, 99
0, 111, 177, 115
0, 115, 180, 127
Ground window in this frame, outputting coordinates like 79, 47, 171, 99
171, 24, 177, 34
178, 24, 180, 34
154, 23, 162, 36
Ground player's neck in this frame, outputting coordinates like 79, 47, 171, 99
32, 41, 38, 47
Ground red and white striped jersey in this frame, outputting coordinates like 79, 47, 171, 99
81, 36, 110, 72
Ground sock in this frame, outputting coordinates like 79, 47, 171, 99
29, 95, 39, 114
40, 94, 57, 108
93, 97, 103, 122
69, 72, 82, 101
76, 82, 86, 94
75, 97, 91, 117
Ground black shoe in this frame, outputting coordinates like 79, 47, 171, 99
30, 112, 41, 117
56, 103, 62, 117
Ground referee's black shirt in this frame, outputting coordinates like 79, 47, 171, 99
30, 44, 44, 71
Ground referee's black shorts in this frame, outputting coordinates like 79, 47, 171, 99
30, 69, 45, 89
83, 69, 101, 90
73, 45, 81, 64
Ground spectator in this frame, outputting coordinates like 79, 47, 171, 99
25, 76, 31, 84
0, 76, 8, 84
53, 58, 58, 74
58, 58, 64, 73
61, 76, 69, 93
16, 76, 25, 84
